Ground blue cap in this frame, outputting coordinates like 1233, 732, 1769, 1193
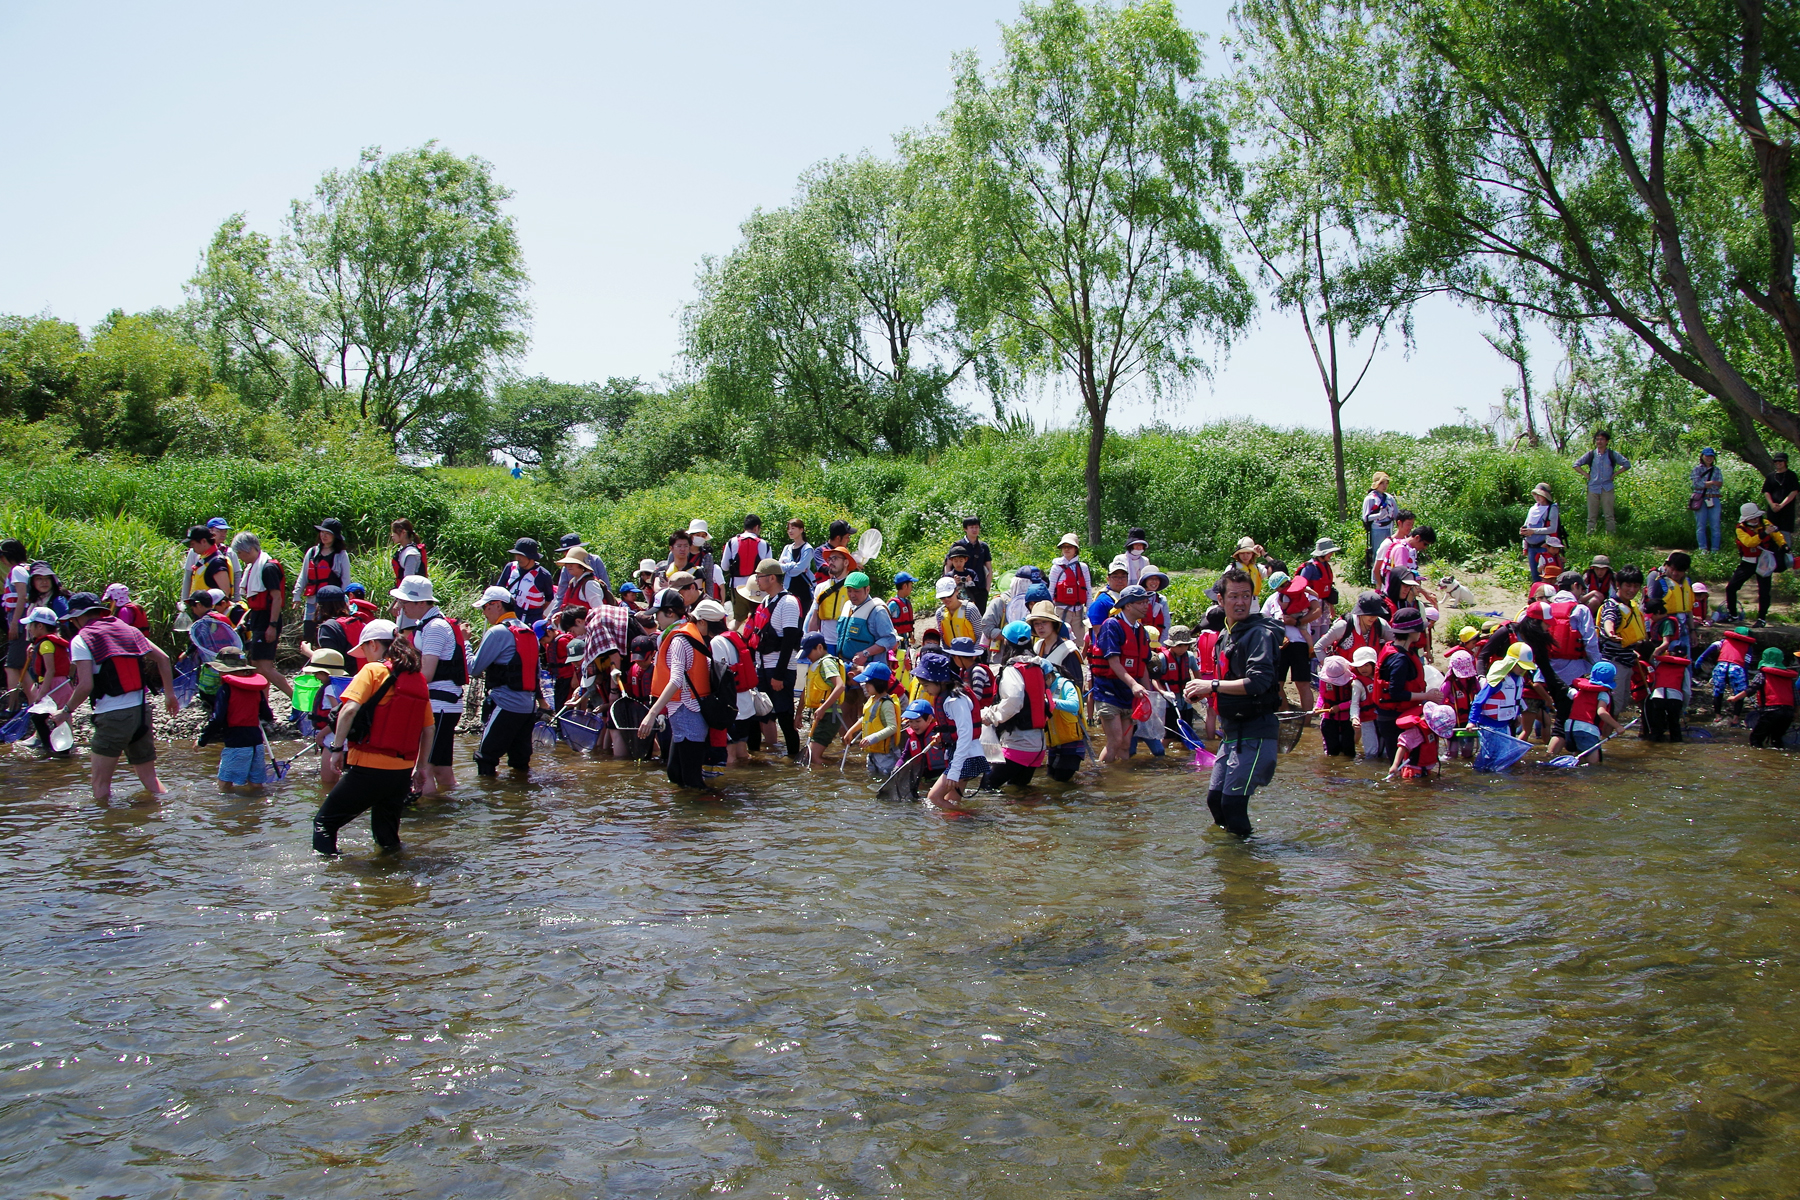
947, 636, 980, 656
801, 632, 827, 653
1025, 583, 1052, 604
1588, 661, 1617, 687
1002, 620, 1033, 645
619, 582, 640, 594
1701, 447, 1715, 456
903, 699, 934, 719
206, 517, 230, 530
344, 581, 365, 595
1117, 584, 1152, 605
854, 662, 892, 684
894, 572, 915, 585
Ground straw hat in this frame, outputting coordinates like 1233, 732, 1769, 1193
1026, 600, 1061, 625
556, 545, 591, 569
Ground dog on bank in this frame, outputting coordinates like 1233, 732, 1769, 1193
1438, 575, 1477, 608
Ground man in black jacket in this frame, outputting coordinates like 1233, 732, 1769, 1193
1184, 564, 1283, 837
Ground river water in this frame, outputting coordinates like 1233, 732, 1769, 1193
2, 734, 1797, 1198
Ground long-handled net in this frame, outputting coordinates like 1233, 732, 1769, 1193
1275, 711, 1312, 754
1473, 725, 1534, 772
560, 710, 604, 753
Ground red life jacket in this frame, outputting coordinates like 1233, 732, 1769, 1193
1278, 576, 1313, 622
321, 616, 365, 653
352, 668, 432, 760
391, 542, 429, 585
1396, 706, 1440, 769
547, 631, 580, 680
303, 549, 341, 598
222, 671, 268, 728
1375, 643, 1419, 713
1583, 568, 1613, 596
1319, 678, 1354, 719
1718, 630, 1756, 667
722, 630, 757, 692
627, 659, 654, 701
889, 595, 915, 636
28, 633, 70, 684
244, 557, 286, 611
559, 573, 596, 619
116, 603, 149, 631
1529, 600, 1586, 660
1164, 649, 1195, 687
1087, 618, 1149, 682
1569, 677, 1609, 726
733, 536, 761, 580
997, 660, 1049, 732
1446, 673, 1477, 724
1762, 666, 1798, 709
1303, 557, 1334, 599
1052, 560, 1090, 606
484, 620, 540, 692
348, 597, 379, 623
1194, 630, 1221, 680
1652, 655, 1691, 691
968, 663, 998, 720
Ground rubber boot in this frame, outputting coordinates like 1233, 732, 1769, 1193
1218, 796, 1254, 838
1205, 788, 1225, 827
312, 823, 340, 856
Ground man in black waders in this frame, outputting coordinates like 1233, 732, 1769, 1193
1183, 564, 1283, 837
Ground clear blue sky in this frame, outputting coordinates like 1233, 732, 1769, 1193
0, 0, 1543, 436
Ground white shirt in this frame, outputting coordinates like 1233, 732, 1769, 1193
723, 534, 771, 585
399, 608, 464, 713
5, 564, 27, 627
755, 593, 803, 670
71, 633, 143, 714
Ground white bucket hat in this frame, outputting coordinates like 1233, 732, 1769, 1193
357, 619, 399, 646
1740, 501, 1765, 521
1058, 533, 1080, 549
637, 558, 658, 574
687, 518, 710, 536
692, 598, 729, 622
389, 575, 435, 603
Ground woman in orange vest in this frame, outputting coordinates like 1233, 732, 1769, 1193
313, 620, 436, 857
637, 590, 714, 789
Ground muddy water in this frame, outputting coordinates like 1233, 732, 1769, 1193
2, 734, 1798, 1198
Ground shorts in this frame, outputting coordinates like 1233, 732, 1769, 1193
91, 703, 156, 763
248, 614, 280, 660
1276, 641, 1313, 683
6, 631, 26, 669
729, 716, 760, 745
427, 711, 460, 767
1208, 736, 1278, 798
218, 744, 267, 785
952, 754, 989, 783
1095, 696, 1133, 720
810, 710, 842, 747
1569, 725, 1601, 753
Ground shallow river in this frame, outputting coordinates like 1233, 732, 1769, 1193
2, 732, 1797, 1198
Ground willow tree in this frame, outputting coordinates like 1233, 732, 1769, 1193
938, 0, 1251, 545
1330, 0, 1800, 468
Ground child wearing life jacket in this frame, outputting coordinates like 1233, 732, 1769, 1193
1553, 660, 1623, 758
1646, 649, 1691, 743
897, 698, 941, 798
295, 648, 353, 784
886, 574, 917, 647
799, 633, 846, 766
1139, 567, 1171, 640
23, 606, 72, 757
1747, 647, 1797, 749
544, 608, 587, 719
1348, 645, 1381, 757
845, 662, 904, 778
1387, 702, 1456, 781
342, 583, 379, 624
1315, 654, 1358, 758
1533, 536, 1566, 585
198, 654, 273, 793
1695, 626, 1758, 720
947, 637, 992, 721
103, 584, 149, 632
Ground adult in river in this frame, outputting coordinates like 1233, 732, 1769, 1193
1183, 566, 1283, 837
53, 592, 181, 803
313, 621, 435, 857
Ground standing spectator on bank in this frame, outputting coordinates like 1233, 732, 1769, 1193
1763, 451, 1797, 540
1520, 483, 1561, 580
1574, 430, 1631, 535
1361, 472, 1398, 581
959, 517, 995, 613
1691, 447, 1725, 552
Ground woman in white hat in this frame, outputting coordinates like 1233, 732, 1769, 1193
1724, 501, 1788, 626
1520, 482, 1560, 581
1047, 533, 1092, 644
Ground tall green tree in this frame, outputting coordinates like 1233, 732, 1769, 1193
938, 0, 1252, 544
1230, 0, 1422, 519
190, 143, 530, 450
685, 154, 986, 465
1326, 0, 1799, 469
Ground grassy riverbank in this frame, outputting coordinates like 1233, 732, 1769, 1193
1, 423, 1791, 644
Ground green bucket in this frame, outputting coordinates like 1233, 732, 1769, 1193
291, 672, 323, 715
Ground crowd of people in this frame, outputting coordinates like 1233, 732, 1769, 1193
4, 450, 1795, 858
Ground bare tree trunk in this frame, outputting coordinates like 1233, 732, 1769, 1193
1329, 397, 1348, 521
1085, 408, 1105, 548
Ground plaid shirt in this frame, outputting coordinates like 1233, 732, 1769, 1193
579, 603, 634, 676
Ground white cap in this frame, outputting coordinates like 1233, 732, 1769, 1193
1108, 555, 1130, 573
357, 619, 399, 645
390, 575, 435, 603
687, 518, 710, 535
935, 576, 957, 600
637, 558, 658, 574
692, 598, 729, 622
1058, 533, 1079, 548
478, 585, 514, 607
26, 606, 60, 626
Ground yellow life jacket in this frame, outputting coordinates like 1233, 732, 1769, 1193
814, 579, 850, 625
863, 693, 904, 754
190, 549, 236, 596
803, 655, 843, 708
937, 604, 975, 644
1612, 599, 1647, 647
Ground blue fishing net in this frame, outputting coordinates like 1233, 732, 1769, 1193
1473, 725, 1533, 772
560, 711, 603, 753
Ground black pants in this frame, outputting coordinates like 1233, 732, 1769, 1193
1047, 751, 1083, 782
1646, 697, 1685, 742
759, 666, 799, 756
1751, 705, 1793, 748
476, 703, 536, 774
667, 736, 707, 788
1374, 714, 1399, 762
1725, 560, 1771, 620
1205, 790, 1253, 836
1320, 717, 1356, 757
313, 764, 411, 854
986, 760, 1037, 789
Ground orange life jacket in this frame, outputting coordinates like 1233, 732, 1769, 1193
651, 620, 713, 699
352, 669, 432, 761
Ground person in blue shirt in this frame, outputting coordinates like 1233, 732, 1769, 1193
1086, 558, 1130, 630
468, 585, 546, 776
